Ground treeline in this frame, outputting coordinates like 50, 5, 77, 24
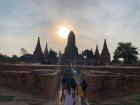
0, 42, 140, 66
0, 54, 18, 63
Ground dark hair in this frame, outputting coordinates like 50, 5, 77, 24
66, 82, 71, 95
81, 79, 88, 91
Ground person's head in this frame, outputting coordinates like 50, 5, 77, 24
82, 78, 86, 83
81, 78, 87, 86
66, 81, 71, 94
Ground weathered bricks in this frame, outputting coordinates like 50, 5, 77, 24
0, 66, 61, 99
82, 69, 140, 104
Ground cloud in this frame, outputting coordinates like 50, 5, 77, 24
0, 0, 140, 58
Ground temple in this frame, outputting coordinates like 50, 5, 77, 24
100, 39, 111, 65
43, 42, 49, 63
61, 31, 79, 64
95, 45, 100, 65
32, 37, 44, 63
31, 31, 111, 65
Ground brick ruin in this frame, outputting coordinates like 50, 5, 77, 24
0, 64, 62, 99
0, 64, 140, 104
30, 31, 111, 66
80, 66, 140, 103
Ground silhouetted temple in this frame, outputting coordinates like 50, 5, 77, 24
95, 45, 100, 65
31, 31, 111, 65
64, 31, 79, 58
32, 37, 44, 63
43, 42, 49, 63
61, 31, 79, 64
100, 39, 111, 65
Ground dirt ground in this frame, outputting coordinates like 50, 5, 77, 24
0, 86, 81, 105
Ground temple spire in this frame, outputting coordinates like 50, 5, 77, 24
44, 42, 48, 57
101, 39, 110, 65
63, 31, 78, 60
32, 37, 43, 63
67, 31, 76, 46
95, 45, 100, 57
101, 39, 110, 55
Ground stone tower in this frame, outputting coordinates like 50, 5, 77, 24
101, 39, 110, 65
95, 45, 100, 65
43, 42, 49, 63
44, 42, 48, 58
95, 45, 100, 57
32, 37, 43, 63
63, 31, 79, 60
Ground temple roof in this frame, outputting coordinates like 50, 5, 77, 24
44, 42, 48, 56
33, 37, 43, 56
67, 31, 76, 46
101, 39, 110, 55
95, 45, 100, 57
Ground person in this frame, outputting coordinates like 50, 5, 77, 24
71, 77, 77, 91
61, 82, 76, 105
61, 66, 77, 91
77, 83, 84, 105
80, 79, 88, 105
81, 79, 88, 96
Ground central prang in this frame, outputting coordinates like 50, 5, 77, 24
63, 31, 79, 60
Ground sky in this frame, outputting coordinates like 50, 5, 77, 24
0, 0, 140, 60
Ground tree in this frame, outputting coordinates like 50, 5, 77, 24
113, 42, 139, 64
83, 49, 94, 59
19, 54, 33, 62
20, 48, 28, 56
11, 55, 18, 63
0, 54, 11, 63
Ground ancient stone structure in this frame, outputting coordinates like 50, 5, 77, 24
0, 64, 140, 104
31, 31, 111, 65
32, 37, 58, 64
95, 45, 100, 65
43, 42, 49, 63
32, 37, 44, 63
80, 66, 140, 104
62, 31, 79, 64
100, 39, 111, 65
64, 31, 79, 58
0, 64, 61, 99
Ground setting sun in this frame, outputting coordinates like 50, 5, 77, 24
58, 27, 70, 39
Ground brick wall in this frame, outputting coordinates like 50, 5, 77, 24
0, 64, 62, 99
81, 68, 140, 104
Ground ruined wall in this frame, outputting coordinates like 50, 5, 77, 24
0, 64, 140, 103
81, 68, 140, 104
0, 64, 62, 99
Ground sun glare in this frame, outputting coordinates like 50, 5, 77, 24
58, 27, 70, 39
